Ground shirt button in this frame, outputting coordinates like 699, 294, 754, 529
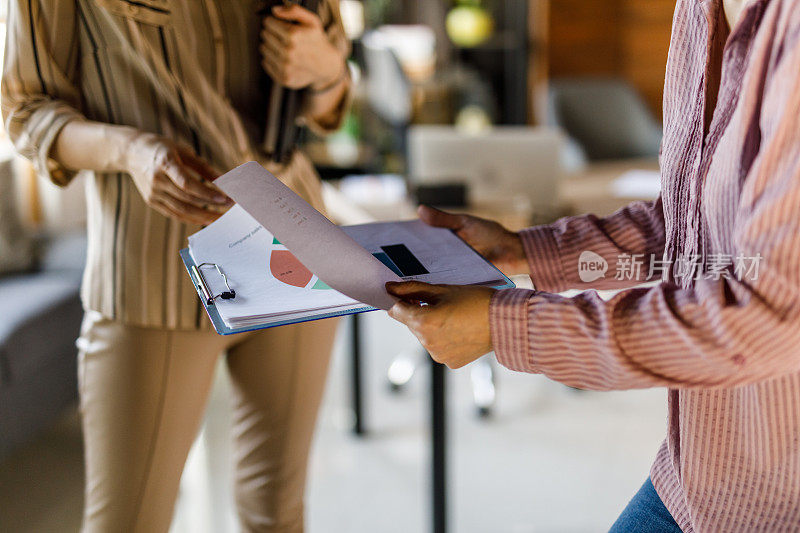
127, 4, 138, 14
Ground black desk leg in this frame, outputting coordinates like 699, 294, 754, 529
351, 314, 365, 436
431, 356, 447, 533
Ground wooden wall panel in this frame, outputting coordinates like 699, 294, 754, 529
547, 0, 675, 117
620, 0, 674, 117
548, 0, 621, 77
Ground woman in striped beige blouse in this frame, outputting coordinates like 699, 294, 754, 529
3, 1, 350, 531
389, 0, 800, 531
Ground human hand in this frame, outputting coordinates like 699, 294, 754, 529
126, 133, 230, 225
418, 205, 528, 277
261, 4, 344, 90
386, 281, 496, 369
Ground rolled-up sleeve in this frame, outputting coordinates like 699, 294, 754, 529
489, 288, 535, 373
520, 197, 666, 293
2, 0, 85, 186
489, 36, 800, 390
489, 47, 800, 390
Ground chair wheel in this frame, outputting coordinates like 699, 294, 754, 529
387, 354, 416, 392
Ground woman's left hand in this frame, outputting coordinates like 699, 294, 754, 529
386, 281, 496, 369
261, 4, 344, 90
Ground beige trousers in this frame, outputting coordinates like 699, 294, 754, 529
76, 311, 338, 533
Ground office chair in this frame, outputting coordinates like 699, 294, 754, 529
361, 37, 413, 127
388, 348, 497, 417
361, 32, 414, 158
547, 78, 662, 163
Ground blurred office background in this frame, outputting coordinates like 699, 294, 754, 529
0, 0, 674, 531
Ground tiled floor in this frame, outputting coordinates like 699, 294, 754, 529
0, 312, 667, 532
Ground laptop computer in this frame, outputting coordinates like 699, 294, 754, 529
407, 126, 563, 217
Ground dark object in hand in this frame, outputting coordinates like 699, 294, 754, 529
413, 183, 468, 208
261, 0, 320, 163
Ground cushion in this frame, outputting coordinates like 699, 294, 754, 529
38, 230, 88, 274
547, 78, 662, 161
0, 272, 82, 387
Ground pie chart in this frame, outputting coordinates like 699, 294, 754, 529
270, 250, 313, 287
269, 238, 332, 290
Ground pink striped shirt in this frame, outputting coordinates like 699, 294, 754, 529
489, 0, 800, 530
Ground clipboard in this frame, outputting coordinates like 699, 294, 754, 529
180, 248, 377, 335
180, 241, 516, 336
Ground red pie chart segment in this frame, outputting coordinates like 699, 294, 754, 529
270, 250, 313, 288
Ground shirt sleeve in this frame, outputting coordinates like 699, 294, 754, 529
2, 0, 86, 187
299, 0, 352, 134
490, 42, 800, 390
521, 197, 666, 293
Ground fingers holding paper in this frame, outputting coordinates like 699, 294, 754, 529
417, 205, 529, 277
386, 281, 496, 369
127, 133, 230, 225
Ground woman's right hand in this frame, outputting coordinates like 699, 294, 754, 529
125, 133, 231, 225
418, 205, 529, 277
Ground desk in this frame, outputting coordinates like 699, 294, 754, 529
561, 158, 660, 216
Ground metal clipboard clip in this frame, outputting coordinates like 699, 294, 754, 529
191, 263, 236, 306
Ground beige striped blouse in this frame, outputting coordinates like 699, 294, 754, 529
2, 0, 349, 329
491, 0, 800, 530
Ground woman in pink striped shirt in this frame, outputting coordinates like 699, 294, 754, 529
388, 0, 800, 531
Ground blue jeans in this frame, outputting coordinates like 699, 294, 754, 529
609, 478, 682, 532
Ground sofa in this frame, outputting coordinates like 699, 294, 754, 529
0, 231, 86, 460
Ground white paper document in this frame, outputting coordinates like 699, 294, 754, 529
215, 161, 400, 310
188, 206, 364, 329
610, 169, 661, 199
187, 162, 512, 331
342, 220, 504, 287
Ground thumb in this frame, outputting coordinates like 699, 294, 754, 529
385, 281, 448, 303
418, 205, 467, 231
387, 300, 422, 326
272, 4, 320, 26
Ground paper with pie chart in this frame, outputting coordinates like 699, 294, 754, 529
269, 237, 333, 291
186, 162, 514, 332
188, 205, 365, 329
188, 203, 511, 330
215, 161, 400, 310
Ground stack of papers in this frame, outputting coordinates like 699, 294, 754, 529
184, 162, 513, 333
188, 206, 365, 329
187, 205, 510, 330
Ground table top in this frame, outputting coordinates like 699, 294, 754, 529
325, 157, 661, 229
560, 158, 660, 218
